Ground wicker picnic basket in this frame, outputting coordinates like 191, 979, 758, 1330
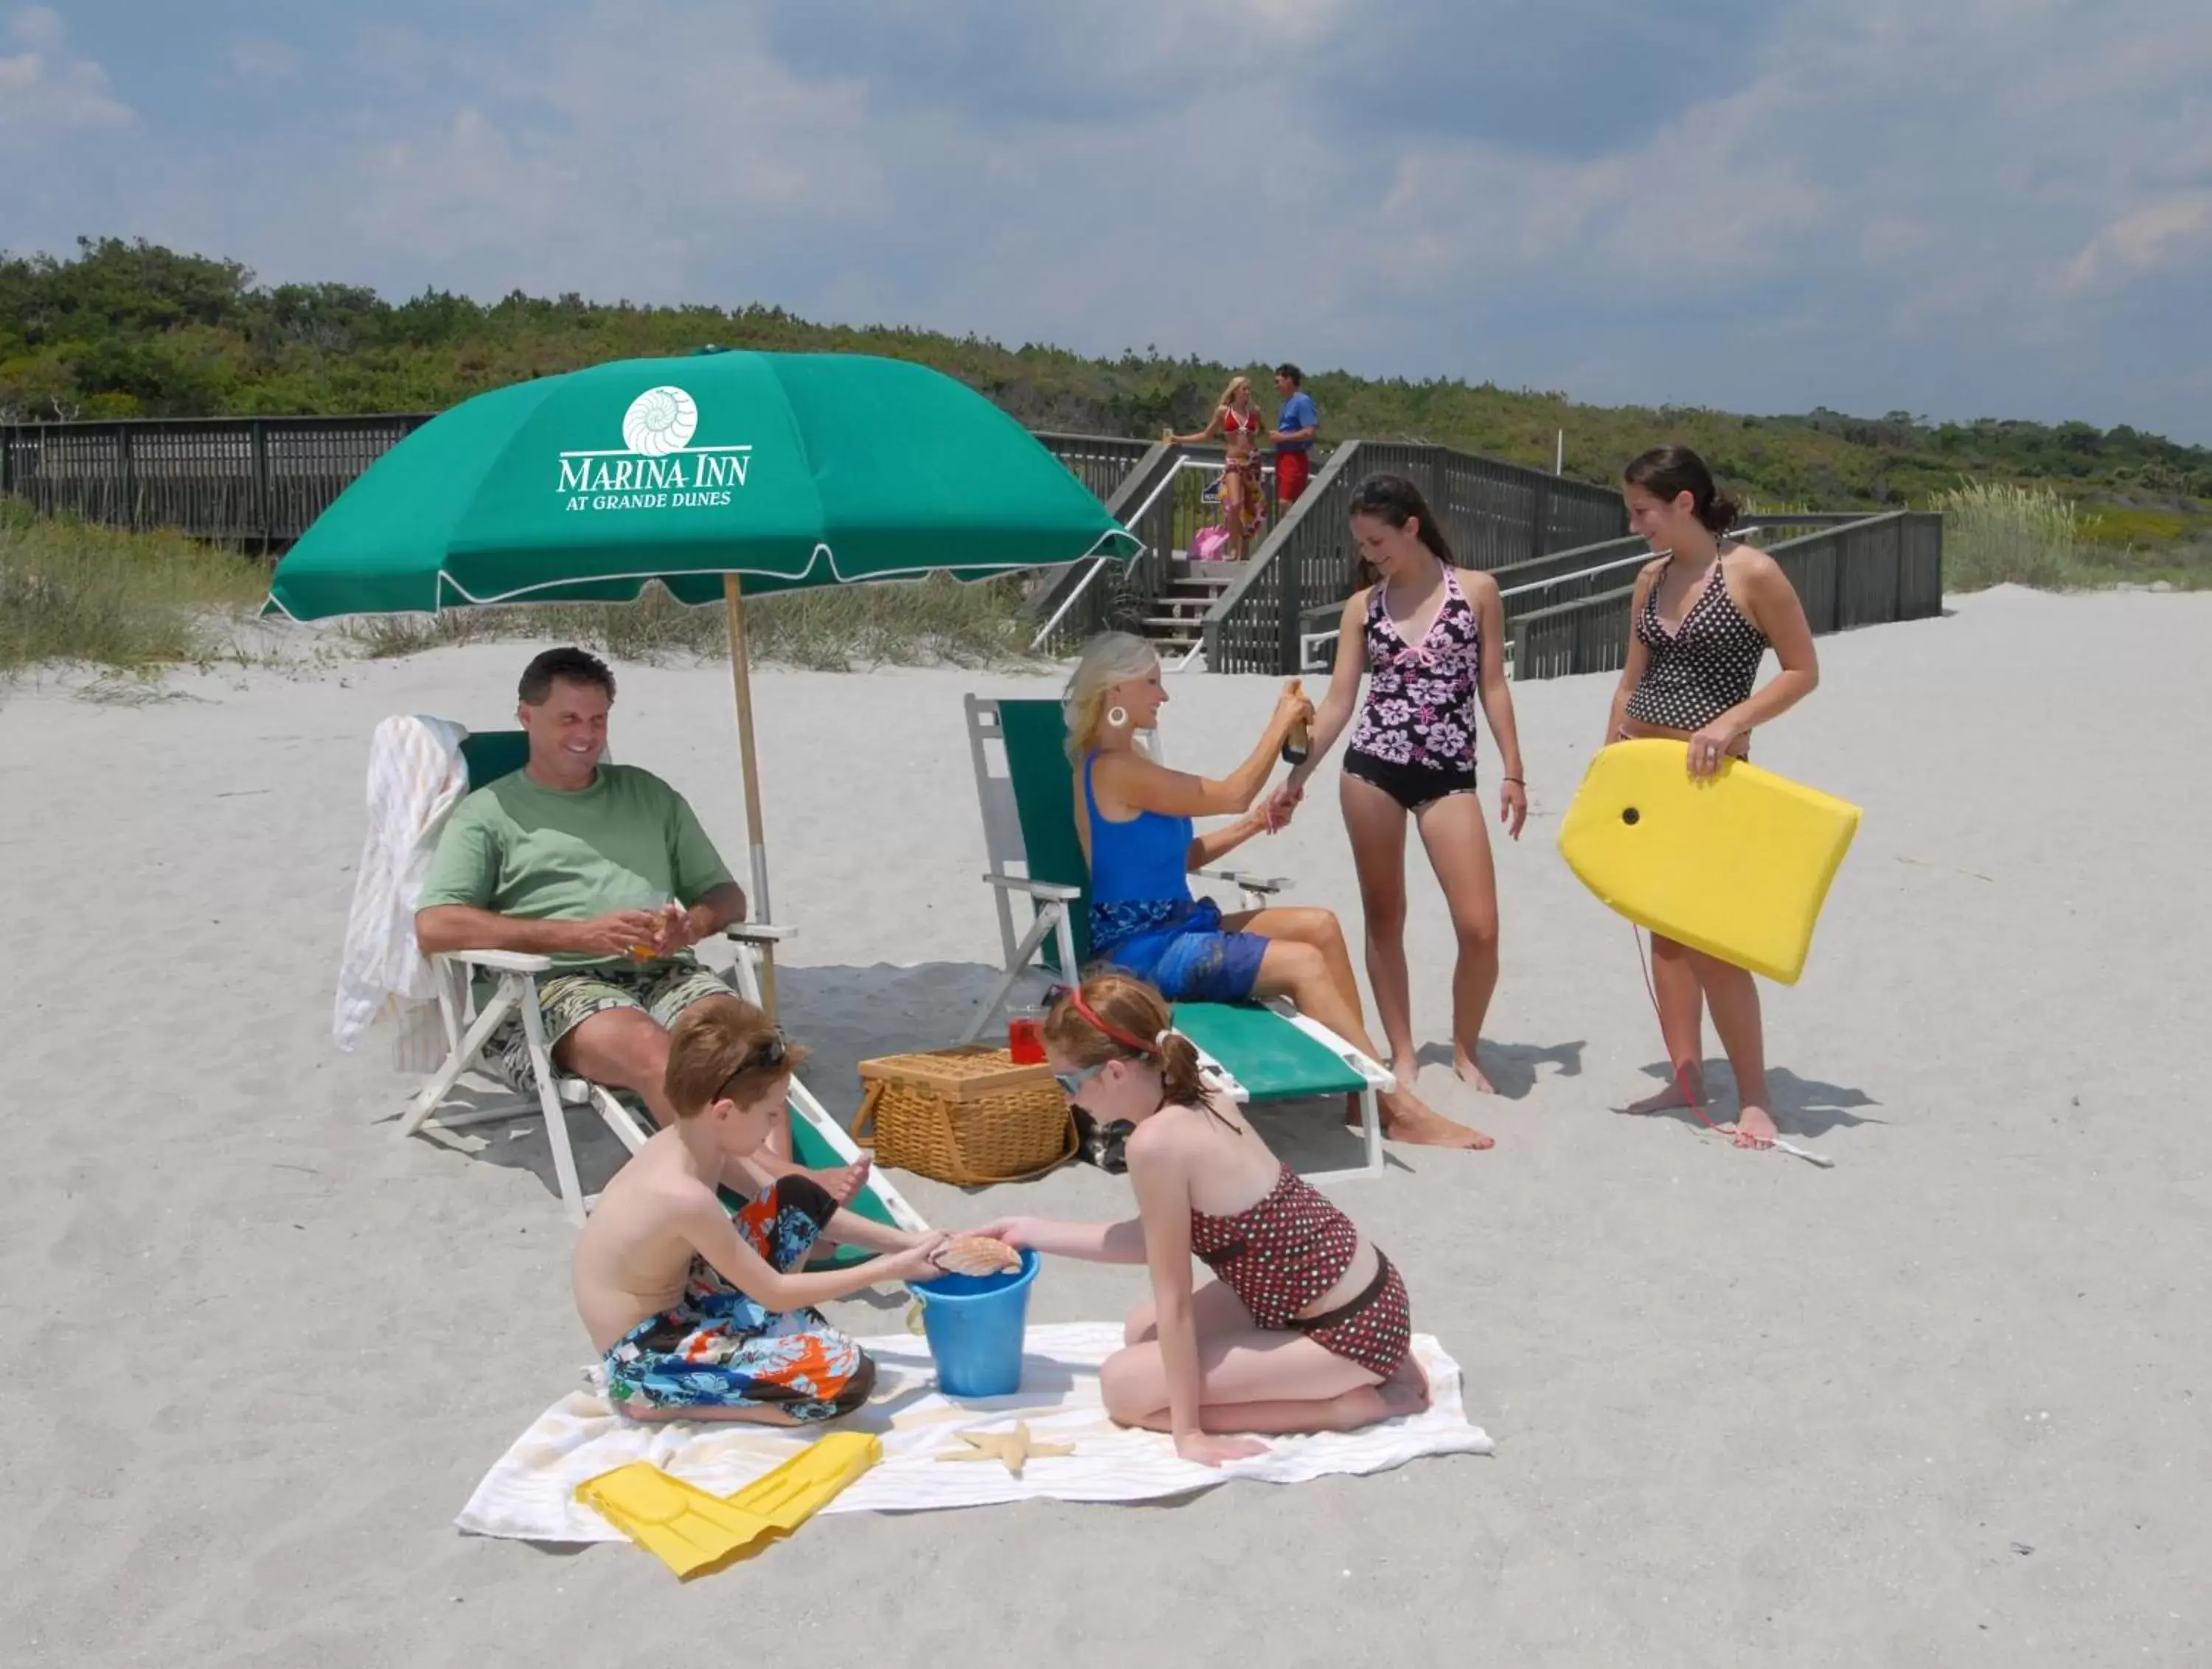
852, 1046, 1077, 1185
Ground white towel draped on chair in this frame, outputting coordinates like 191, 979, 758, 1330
334, 714, 470, 1067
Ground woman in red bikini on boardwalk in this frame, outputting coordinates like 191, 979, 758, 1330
1167, 374, 1269, 561
977, 972, 1427, 1467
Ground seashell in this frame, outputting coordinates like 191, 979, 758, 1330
622, 385, 699, 456
933, 1235, 1023, 1277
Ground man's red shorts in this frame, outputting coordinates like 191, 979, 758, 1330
1275, 449, 1311, 506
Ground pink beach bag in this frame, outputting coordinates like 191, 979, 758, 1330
1192, 525, 1232, 562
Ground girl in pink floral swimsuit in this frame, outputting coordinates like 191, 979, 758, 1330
1346, 562, 1484, 804
1276, 474, 1528, 1106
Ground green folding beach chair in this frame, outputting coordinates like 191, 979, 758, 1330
960, 695, 1387, 1182
396, 725, 926, 1244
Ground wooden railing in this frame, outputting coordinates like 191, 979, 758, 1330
1026, 441, 1183, 653
1202, 440, 1629, 674
1491, 535, 1650, 624
0, 415, 434, 546
1023, 432, 1155, 506
1022, 442, 1307, 655
1512, 512, 1944, 680
7, 414, 1938, 680
0, 416, 1155, 551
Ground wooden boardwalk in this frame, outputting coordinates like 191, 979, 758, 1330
0, 417, 1153, 551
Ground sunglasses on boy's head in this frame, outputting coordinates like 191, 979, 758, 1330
714, 1031, 789, 1101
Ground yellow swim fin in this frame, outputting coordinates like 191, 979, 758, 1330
576, 1462, 775, 1580
723, 1429, 881, 1533
577, 1433, 882, 1579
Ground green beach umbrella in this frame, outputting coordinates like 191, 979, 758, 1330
268, 349, 1138, 1007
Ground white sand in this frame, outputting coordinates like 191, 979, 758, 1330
1, 587, 2205, 1666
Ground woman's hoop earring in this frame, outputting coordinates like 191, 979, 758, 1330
1106, 705, 1130, 730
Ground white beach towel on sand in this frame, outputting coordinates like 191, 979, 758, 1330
459, 1323, 1492, 1541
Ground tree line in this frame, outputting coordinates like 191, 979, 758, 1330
5, 237, 2208, 525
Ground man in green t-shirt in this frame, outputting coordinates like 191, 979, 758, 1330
416, 647, 764, 1135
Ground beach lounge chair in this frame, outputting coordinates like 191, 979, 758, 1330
960, 695, 1388, 1183
394, 726, 927, 1236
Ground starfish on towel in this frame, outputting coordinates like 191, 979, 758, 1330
935, 1421, 1075, 1478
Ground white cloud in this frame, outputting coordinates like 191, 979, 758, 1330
10, 2, 59, 51
2057, 194, 2212, 295
320, 12, 897, 301
222, 35, 302, 86
1222, 0, 1349, 44
0, 5, 135, 131
7, 0, 2211, 438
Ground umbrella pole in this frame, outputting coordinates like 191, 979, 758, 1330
723, 574, 776, 1018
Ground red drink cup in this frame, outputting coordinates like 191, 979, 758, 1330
1007, 1015, 1045, 1065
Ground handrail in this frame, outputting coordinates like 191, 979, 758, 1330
1027, 456, 1211, 650
1018, 439, 1179, 649
1026, 446, 1298, 656
1203, 439, 1354, 676
1300, 544, 1658, 674
1510, 510, 1944, 680
1487, 523, 1796, 607
1293, 534, 1649, 625
1200, 438, 1632, 674
1026, 557, 1115, 652
1498, 548, 1650, 600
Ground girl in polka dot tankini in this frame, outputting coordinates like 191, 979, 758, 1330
972, 973, 1427, 1468
1622, 554, 1773, 741
1605, 445, 1823, 1151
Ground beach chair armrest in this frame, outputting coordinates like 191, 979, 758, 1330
439, 948, 555, 975
718, 921, 796, 945
981, 872, 1085, 902
1197, 866, 1290, 895
439, 930, 782, 978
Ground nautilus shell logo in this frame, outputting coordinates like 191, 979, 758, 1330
621, 386, 699, 456
557, 381, 753, 512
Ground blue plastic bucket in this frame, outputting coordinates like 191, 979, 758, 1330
910, 1247, 1040, 1397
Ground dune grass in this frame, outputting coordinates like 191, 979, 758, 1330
0, 504, 268, 680
341, 573, 1042, 670
1930, 480, 2081, 590
2, 499, 1046, 682
2073, 506, 2212, 589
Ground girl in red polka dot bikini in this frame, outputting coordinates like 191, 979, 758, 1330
975, 972, 1427, 1468
1605, 444, 1822, 1150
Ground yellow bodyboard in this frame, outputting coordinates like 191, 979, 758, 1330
1557, 739, 1860, 984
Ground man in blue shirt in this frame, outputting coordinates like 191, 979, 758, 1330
1273, 363, 1320, 506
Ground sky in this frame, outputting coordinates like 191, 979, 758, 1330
4, 0, 2209, 442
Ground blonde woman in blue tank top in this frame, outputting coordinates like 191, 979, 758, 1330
1605, 445, 1821, 1150
1067, 633, 1489, 1150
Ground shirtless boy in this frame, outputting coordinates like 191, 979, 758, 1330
573, 994, 948, 1424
